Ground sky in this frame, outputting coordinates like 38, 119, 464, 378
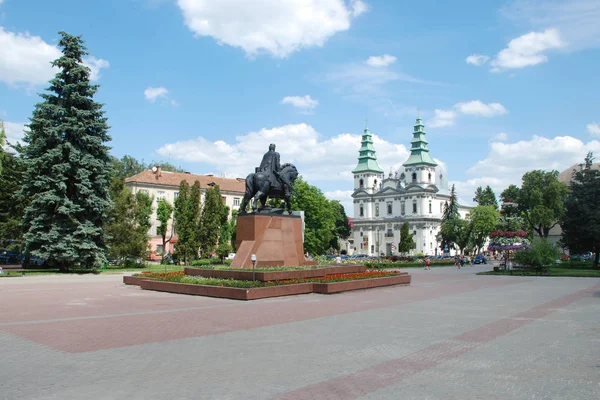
1, 0, 599, 215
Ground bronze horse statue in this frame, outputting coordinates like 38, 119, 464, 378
239, 163, 299, 214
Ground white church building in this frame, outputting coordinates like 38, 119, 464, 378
351, 116, 471, 256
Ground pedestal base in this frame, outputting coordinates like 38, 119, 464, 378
231, 214, 315, 269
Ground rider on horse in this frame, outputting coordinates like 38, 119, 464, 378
256, 143, 283, 189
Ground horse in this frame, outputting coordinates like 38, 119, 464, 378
239, 163, 298, 214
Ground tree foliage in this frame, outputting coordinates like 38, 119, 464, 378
440, 218, 471, 254
468, 205, 499, 253
290, 177, 336, 255
105, 181, 152, 264
561, 152, 600, 268
18, 32, 111, 271
0, 152, 26, 251
0, 118, 5, 176
473, 185, 498, 210
329, 200, 351, 251
199, 185, 224, 256
398, 222, 415, 254
499, 184, 520, 218
518, 170, 568, 237
156, 198, 174, 253
173, 180, 202, 264
513, 238, 560, 273
442, 184, 459, 222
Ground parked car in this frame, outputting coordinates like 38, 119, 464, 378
0, 250, 20, 264
570, 252, 593, 261
473, 254, 487, 264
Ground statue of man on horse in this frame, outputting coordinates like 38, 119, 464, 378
239, 143, 299, 214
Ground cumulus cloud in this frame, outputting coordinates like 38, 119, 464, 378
156, 123, 410, 183
0, 27, 108, 86
176, 0, 368, 58
454, 100, 508, 117
465, 54, 490, 66
365, 54, 397, 67
144, 86, 177, 106
429, 109, 457, 128
587, 122, 600, 136
281, 95, 319, 111
324, 189, 355, 215
490, 28, 565, 71
2, 121, 28, 147
491, 132, 508, 142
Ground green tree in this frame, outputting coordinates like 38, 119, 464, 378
229, 209, 238, 251
290, 177, 335, 255
442, 184, 459, 221
173, 180, 190, 262
110, 155, 146, 181
440, 218, 471, 254
216, 242, 232, 263
105, 182, 152, 264
513, 238, 560, 274
219, 205, 231, 246
0, 118, 5, 176
500, 184, 520, 218
518, 170, 568, 238
199, 185, 224, 256
561, 152, 600, 268
18, 32, 111, 272
328, 200, 351, 251
156, 198, 174, 254
0, 152, 26, 252
146, 160, 186, 173
468, 205, 499, 254
473, 185, 498, 210
398, 222, 415, 255
439, 184, 460, 251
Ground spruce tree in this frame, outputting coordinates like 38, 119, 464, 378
19, 32, 111, 271
173, 180, 190, 262
0, 118, 5, 176
398, 222, 415, 255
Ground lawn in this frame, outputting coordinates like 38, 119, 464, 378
478, 266, 600, 278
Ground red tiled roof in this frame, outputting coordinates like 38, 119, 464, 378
124, 170, 246, 193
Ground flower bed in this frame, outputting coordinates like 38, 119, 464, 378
184, 265, 367, 281
128, 270, 410, 300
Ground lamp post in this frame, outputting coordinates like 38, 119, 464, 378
251, 254, 257, 281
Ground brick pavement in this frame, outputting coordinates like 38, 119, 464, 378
0, 266, 598, 400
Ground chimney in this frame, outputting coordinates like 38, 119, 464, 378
153, 165, 161, 179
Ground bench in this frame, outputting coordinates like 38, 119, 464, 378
0, 264, 25, 276
510, 264, 549, 276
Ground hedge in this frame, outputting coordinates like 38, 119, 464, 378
365, 260, 455, 269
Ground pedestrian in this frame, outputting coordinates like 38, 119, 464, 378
424, 257, 431, 270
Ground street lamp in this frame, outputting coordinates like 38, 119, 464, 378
251, 254, 257, 281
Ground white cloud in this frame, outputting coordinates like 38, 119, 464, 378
144, 86, 169, 102
156, 123, 410, 184
429, 109, 456, 128
365, 54, 397, 67
2, 121, 27, 147
84, 56, 110, 81
490, 28, 565, 71
175, 0, 367, 58
491, 132, 508, 142
501, 0, 600, 52
324, 189, 355, 215
454, 100, 508, 117
587, 122, 600, 136
0, 27, 108, 86
281, 95, 319, 110
465, 54, 490, 66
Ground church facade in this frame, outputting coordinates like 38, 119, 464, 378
351, 117, 471, 256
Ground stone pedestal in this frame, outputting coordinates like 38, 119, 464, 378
231, 214, 316, 269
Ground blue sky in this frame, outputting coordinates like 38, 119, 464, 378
1, 0, 599, 214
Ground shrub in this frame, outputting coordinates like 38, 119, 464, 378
513, 238, 560, 273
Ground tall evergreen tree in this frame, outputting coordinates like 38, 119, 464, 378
0, 152, 26, 252
0, 118, 5, 176
398, 222, 415, 255
173, 180, 190, 262
442, 184, 459, 221
473, 185, 498, 210
156, 199, 174, 254
19, 32, 111, 271
199, 185, 224, 256
561, 152, 600, 268
440, 184, 460, 252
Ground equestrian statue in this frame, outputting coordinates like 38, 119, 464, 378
239, 143, 299, 215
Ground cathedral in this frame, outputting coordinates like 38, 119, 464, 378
351, 116, 471, 256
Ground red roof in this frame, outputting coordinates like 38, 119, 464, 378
125, 170, 246, 194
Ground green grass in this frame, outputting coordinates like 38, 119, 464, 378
103, 264, 186, 273
478, 266, 600, 278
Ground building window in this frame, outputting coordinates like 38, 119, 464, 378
386, 228, 393, 237
428, 173, 431, 182
429, 201, 432, 214
233, 197, 240, 206
412, 173, 417, 182
221, 196, 226, 204
374, 179, 377, 186
359, 179, 364, 188
387, 202, 392, 215
413, 201, 417, 213
401, 202, 405, 215
360, 205, 364, 217
440, 202, 443, 213
375, 204, 379, 217
157, 191, 166, 200
174, 191, 179, 199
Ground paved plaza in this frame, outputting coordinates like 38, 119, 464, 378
1, 265, 599, 400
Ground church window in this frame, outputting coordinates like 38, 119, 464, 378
387, 202, 392, 215
413, 201, 417, 213
401, 202, 405, 215
412, 173, 417, 182
359, 179, 364, 188
440, 202, 443, 213
360, 205, 364, 217
374, 179, 377, 186
375, 204, 379, 217
429, 201, 432, 214
428, 173, 431, 182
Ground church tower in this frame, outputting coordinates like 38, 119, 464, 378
352, 123, 384, 193
402, 116, 437, 185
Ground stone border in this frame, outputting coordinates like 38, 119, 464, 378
136, 274, 410, 300
313, 274, 411, 294
123, 276, 148, 286
184, 265, 367, 281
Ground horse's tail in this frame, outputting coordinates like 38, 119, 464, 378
245, 173, 255, 197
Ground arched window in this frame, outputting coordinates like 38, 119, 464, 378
429, 201, 432, 213
428, 173, 431, 182
401, 202, 405, 215
360, 205, 364, 217
412, 173, 417, 182
374, 179, 377, 186
359, 179, 364, 188
375, 204, 379, 217
412, 201, 417, 213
